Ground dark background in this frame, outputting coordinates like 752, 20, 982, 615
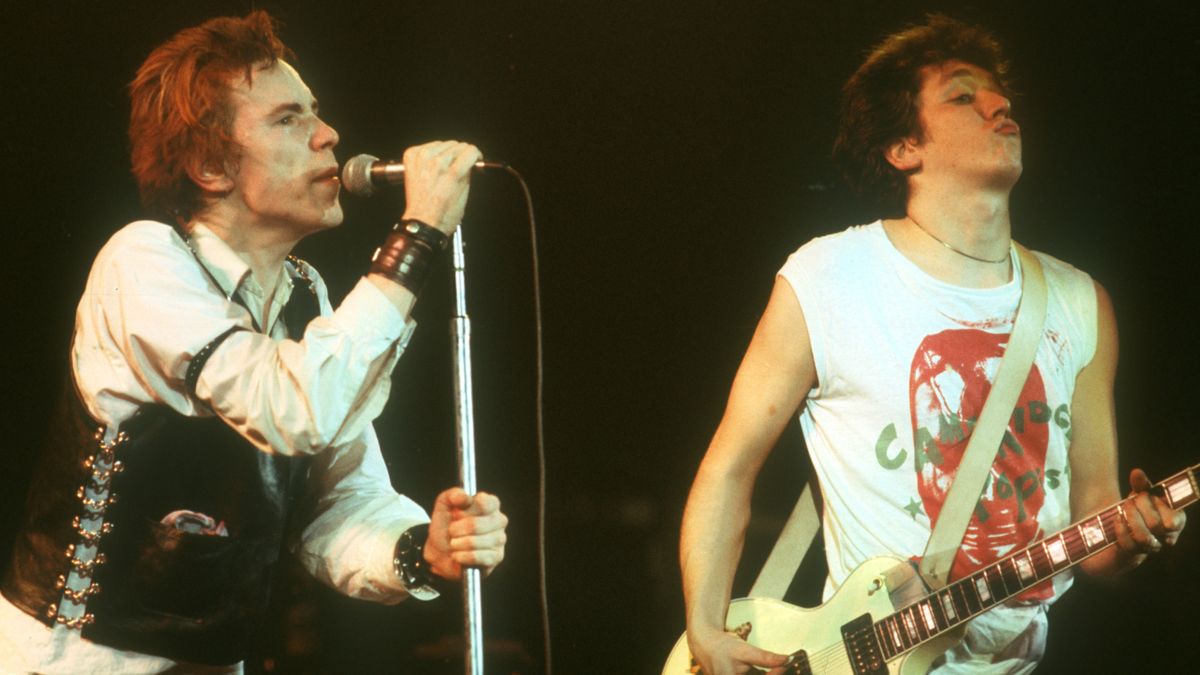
2, 1, 1198, 672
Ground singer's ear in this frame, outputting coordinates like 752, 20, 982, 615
884, 136, 922, 172
186, 157, 234, 194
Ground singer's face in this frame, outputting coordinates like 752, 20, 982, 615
223, 61, 343, 237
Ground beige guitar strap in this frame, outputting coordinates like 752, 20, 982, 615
751, 244, 1047, 599
919, 245, 1046, 588
749, 482, 820, 598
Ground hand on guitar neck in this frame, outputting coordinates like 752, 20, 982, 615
1109, 468, 1188, 567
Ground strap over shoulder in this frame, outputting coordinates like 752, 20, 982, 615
918, 244, 1047, 589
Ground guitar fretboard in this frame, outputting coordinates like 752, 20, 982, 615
871, 464, 1199, 660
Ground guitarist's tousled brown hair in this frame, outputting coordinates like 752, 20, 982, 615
833, 14, 1012, 218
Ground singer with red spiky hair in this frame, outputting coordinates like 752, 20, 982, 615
0, 11, 506, 673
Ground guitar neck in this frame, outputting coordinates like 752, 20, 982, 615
871, 464, 1200, 660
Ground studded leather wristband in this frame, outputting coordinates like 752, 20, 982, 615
395, 218, 450, 252
393, 524, 438, 599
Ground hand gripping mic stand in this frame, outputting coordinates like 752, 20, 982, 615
449, 226, 485, 675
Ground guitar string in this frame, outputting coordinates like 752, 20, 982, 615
809, 483, 1197, 669
805, 478, 1194, 668
697, 476, 1193, 669
800, 507, 1134, 671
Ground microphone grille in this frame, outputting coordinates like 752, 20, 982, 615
341, 154, 379, 196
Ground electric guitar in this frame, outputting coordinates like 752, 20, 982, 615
664, 463, 1198, 674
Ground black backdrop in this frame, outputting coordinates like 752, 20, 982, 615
2, 1, 1198, 672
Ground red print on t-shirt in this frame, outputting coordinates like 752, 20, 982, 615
910, 328, 1052, 601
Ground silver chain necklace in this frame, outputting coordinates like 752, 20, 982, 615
908, 216, 1009, 264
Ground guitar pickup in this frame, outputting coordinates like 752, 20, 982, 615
841, 613, 887, 675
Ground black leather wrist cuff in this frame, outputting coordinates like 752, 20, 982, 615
370, 231, 436, 294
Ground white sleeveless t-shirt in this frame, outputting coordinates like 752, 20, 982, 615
778, 222, 1097, 671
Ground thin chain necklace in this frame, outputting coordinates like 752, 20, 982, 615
908, 216, 1009, 264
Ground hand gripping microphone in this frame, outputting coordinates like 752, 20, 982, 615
341, 153, 509, 197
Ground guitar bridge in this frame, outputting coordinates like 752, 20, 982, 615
782, 650, 812, 674
841, 613, 887, 675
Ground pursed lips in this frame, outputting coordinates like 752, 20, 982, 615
994, 119, 1020, 135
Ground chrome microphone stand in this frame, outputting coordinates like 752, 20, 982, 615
449, 226, 484, 675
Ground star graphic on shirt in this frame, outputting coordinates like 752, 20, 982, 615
904, 497, 923, 520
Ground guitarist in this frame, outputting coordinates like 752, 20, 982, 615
680, 14, 1186, 675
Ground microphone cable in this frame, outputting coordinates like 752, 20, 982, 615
501, 164, 552, 675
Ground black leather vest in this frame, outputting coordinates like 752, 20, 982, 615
2, 264, 320, 665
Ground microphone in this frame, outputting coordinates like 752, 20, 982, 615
341, 153, 508, 197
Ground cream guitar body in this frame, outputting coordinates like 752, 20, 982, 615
665, 463, 1198, 675
663, 557, 960, 674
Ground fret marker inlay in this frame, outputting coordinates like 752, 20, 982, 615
1167, 478, 1195, 505
973, 577, 991, 602
940, 594, 956, 621
920, 603, 937, 632
1082, 519, 1105, 548
1016, 553, 1034, 581
903, 612, 918, 641
1046, 539, 1067, 565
